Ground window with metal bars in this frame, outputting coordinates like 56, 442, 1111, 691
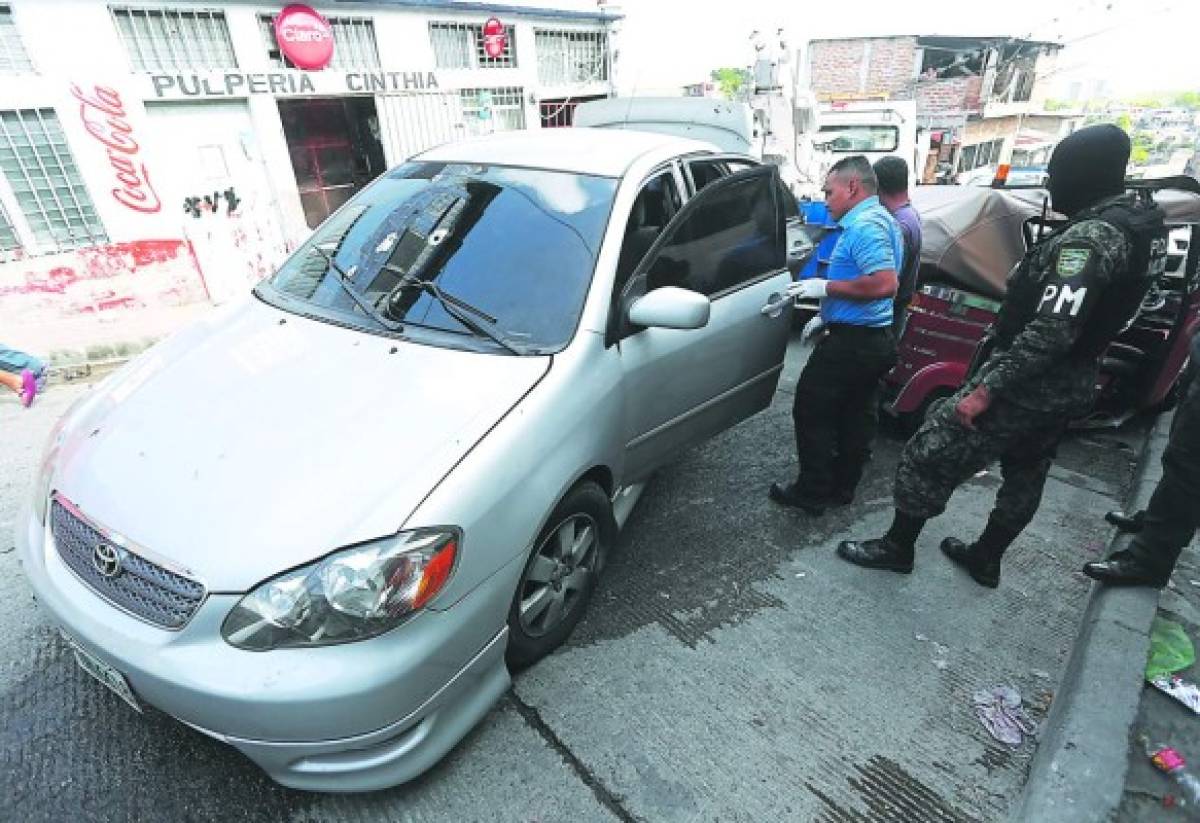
0, 109, 106, 253
110, 6, 237, 72
535, 29, 607, 86
458, 87, 525, 136
0, 5, 32, 73
429, 21, 517, 70
0, 200, 19, 254
258, 14, 380, 70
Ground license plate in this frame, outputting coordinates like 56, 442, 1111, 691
61, 631, 142, 713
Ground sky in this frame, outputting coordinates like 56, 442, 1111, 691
591, 0, 1200, 99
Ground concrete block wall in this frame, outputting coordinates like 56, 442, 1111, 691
916, 76, 983, 114
809, 37, 916, 100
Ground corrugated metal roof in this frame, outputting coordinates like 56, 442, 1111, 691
331, 0, 623, 22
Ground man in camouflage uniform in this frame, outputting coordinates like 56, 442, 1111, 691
836, 124, 1167, 586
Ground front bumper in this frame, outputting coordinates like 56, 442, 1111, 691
15, 503, 518, 792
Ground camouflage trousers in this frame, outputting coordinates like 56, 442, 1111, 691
894, 386, 1067, 532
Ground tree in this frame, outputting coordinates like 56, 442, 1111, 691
1130, 131, 1154, 166
1129, 94, 1165, 109
1172, 91, 1200, 109
710, 68, 750, 100
1115, 113, 1132, 133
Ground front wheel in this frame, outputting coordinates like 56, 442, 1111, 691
506, 482, 613, 669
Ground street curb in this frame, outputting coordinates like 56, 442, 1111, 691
44, 357, 131, 386
1013, 412, 1173, 822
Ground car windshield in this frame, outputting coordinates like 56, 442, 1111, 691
257, 162, 618, 354
817, 125, 899, 153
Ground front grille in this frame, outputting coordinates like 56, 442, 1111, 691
50, 499, 205, 630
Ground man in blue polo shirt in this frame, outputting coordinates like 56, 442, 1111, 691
769, 155, 903, 514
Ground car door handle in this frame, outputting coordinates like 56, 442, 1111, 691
761, 295, 791, 317
761, 281, 804, 318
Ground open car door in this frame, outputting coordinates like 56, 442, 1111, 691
613, 165, 792, 480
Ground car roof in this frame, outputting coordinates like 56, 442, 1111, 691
416, 127, 718, 178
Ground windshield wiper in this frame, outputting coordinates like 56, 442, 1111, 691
382, 265, 524, 355
309, 244, 404, 334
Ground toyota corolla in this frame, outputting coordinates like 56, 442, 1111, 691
16, 128, 794, 791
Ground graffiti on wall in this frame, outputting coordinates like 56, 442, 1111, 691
71, 84, 162, 214
183, 188, 242, 218
0, 239, 208, 314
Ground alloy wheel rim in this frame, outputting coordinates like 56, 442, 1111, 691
518, 513, 599, 637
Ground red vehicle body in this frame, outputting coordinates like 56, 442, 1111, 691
882, 178, 1200, 429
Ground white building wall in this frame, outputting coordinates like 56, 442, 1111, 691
0, 0, 616, 358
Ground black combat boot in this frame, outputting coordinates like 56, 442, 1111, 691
836, 537, 914, 573
939, 538, 1002, 588
838, 510, 925, 573
1083, 549, 1171, 588
941, 516, 1020, 588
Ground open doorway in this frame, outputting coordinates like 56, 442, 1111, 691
278, 97, 386, 228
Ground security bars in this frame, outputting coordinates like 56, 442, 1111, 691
110, 6, 237, 72
534, 29, 607, 86
258, 14, 381, 70
0, 5, 32, 73
429, 21, 517, 70
458, 87, 525, 136
0, 109, 106, 253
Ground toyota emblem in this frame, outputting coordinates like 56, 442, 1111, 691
93, 542, 122, 578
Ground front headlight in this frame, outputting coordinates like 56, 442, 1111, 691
221, 528, 459, 651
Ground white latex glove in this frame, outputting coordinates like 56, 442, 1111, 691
793, 278, 828, 299
801, 315, 825, 344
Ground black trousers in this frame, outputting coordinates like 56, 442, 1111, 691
1130, 373, 1200, 574
792, 324, 897, 499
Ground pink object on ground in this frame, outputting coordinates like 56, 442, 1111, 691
19, 368, 37, 407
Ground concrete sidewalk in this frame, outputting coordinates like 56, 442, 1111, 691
1015, 411, 1173, 822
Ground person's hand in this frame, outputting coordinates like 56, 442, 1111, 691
955, 385, 992, 430
801, 315, 825, 344
792, 278, 828, 300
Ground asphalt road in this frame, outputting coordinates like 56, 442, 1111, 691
0, 338, 1150, 822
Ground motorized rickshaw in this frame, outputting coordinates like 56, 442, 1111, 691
880, 177, 1200, 430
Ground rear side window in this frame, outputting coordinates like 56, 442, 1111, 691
643, 169, 783, 297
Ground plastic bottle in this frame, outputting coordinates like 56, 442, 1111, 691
1142, 735, 1200, 808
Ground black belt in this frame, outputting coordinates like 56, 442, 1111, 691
825, 323, 891, 335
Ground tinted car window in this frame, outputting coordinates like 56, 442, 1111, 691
259, 162, 617, 353
615, 170, 683, 288
643, 169, 783, 297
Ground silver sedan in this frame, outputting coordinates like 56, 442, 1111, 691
15, 127, 793, 791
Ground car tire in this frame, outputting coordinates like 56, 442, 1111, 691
506, 481, 613, 670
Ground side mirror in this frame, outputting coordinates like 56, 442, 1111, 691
627, 287, 711, 330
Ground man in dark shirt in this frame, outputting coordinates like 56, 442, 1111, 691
1084, 332, 1200, 587
874, 157, 922, 339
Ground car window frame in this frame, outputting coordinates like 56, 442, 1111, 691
609, 164, 786, 344
605, 161, 688, 342
681, 153, 761, 197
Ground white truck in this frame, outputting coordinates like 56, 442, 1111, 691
814, 100, 920, 186
573, 40, 918, 198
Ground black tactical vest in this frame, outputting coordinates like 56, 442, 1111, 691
992, 196, 1167, 358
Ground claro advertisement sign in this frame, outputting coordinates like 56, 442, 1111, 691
273, 4, 334, 70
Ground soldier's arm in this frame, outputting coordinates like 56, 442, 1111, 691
978, 228, 1125, 398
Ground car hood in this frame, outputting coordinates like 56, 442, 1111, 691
51, 298, 550, 591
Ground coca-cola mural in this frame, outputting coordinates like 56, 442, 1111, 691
70, 83, 161, 214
